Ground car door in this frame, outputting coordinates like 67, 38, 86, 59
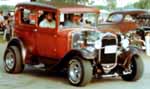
16, 8, 37, 54
36, 10, 57, 58
119, 15, 138, 33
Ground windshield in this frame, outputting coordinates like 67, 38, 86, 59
107, 14, 123, 22
59, 13, 98, 28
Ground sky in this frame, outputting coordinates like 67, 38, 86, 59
91, 0, 139, 7
116, 0, 139, 7
0, 0, 139, 7
0, 0, 30, 5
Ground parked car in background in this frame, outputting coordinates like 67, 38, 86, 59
98, 9, 147, 50
106, 9, 146, 33
127, 13, 150, 55
3, 2, 143, 86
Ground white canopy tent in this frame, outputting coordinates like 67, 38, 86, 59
0, 0, 30, 6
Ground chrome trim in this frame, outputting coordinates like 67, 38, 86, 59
98, 32, 118, 61
98, 49, 101, 63
71, 32, 77, 49
81, 47, 96, 59
98, 32, 118, 72
5, 49, 15, 69
101, 73, 119, 78
68, 31, 74, 50
69, 59, 82, 84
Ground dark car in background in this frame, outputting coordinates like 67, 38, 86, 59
98, 9, 148, 51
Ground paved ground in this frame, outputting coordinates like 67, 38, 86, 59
0, 43, 150, 89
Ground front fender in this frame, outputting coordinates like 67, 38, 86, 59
65, 48, 97, 60
120, 46, 141, 68
79, 48, 97, 60
128, 46, 140, 56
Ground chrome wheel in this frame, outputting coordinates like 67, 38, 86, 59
5, 50, 15, 69
4, 46, 24, 73
68, 56, 93, 86
69, 59, 82, 84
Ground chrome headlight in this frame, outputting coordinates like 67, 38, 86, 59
94, 39, 102, 49
121, 38, 129, 49
72, 31, 102, 49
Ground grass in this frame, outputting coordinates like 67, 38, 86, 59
0, 34, 6, 43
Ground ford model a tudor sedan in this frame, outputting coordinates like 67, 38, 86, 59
3, 2, 143, 86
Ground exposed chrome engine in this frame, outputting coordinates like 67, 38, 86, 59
71, 30, 102, 49
71, 30, 130, 74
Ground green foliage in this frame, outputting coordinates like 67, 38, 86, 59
32, 0, 89, 5
106, 0, 117, 10
134, 0, 150, 9
0, 5, 15, 12
52, 0, 89, 5
0, 35, 6, 43
94, 5, 109, 10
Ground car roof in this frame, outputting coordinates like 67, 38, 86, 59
109, 9, 147, 16
16, 2, 99, 13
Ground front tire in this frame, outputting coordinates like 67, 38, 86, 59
4, 46, 24, 73
121, 55, 144, 81
68, 56, 93, 86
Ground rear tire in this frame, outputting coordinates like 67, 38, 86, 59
68, 56, 93, 86
121, 55, 143, 81
4, 46, 24, 73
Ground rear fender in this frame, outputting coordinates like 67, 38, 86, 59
6, 37, 27, 64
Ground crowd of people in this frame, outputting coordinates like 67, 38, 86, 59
136, 14, 150, 27
0, 10, 14, 41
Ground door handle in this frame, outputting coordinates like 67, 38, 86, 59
33, 29, 38, 32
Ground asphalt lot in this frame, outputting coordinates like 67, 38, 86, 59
0, 43, 150, 89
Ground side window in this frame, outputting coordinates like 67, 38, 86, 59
124, 15, 134, 22
21, 9, 36, 25
107, 14, 123, 22
38, 10, 56, 29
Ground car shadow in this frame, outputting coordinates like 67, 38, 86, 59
22, 65, 69, 84
91, 77, 122, 84
21, 65, 123, 86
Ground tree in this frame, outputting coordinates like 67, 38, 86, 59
0, 5, 14, 12
106, 0, 117, 10
31, 0, 89, 5
134, 0, 150, 9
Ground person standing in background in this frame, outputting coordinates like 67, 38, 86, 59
0, 10, 4, 31
3, 12, 13, 41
